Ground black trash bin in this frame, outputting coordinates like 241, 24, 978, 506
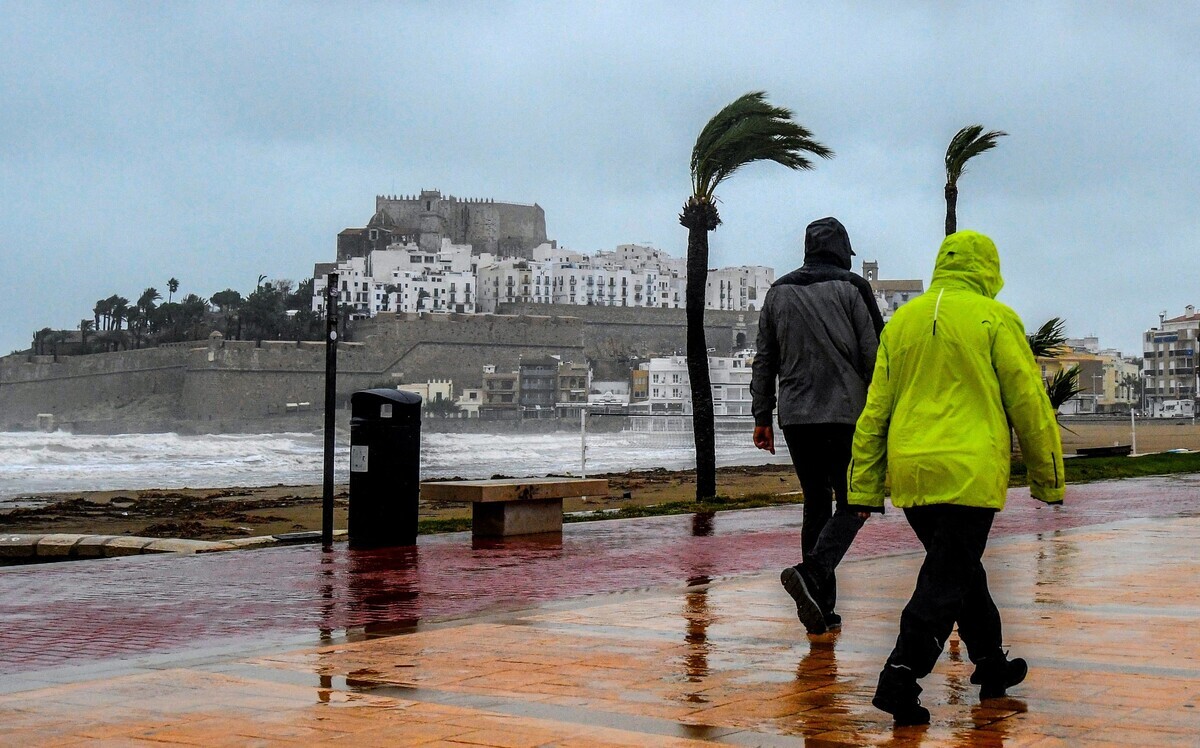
348, 388, 422, 548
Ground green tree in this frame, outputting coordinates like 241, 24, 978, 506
210, 288, 244, 339
79, 319, 94, 354
110, 296, 129, 331
241, 283, 287, 341
286, 278, 314, 311
944, 125, 1007, 236
1026, 317, 1083, 410
167, 277, 179, 303
134, 287, 161, 346
425, 396, 462, 419
93, 299, 107, 331
32, 327, 52, 355
210, 288, 243, 312
679, 91, 832, 500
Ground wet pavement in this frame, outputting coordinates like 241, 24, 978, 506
0, 475, 1198, 744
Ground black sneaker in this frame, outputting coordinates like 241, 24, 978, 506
970, 653, 1028, 699
872, 663, 930, 726
824, 612, 842, 630
780, 565, 826, 635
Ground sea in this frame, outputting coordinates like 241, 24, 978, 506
0, 429, 793, 503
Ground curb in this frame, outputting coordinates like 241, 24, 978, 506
0, 531, 346, 563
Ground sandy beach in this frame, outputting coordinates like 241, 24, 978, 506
2, 418, 1196, 541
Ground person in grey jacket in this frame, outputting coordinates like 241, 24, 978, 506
751, 217, 884, 634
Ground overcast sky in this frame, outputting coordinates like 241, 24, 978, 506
2, 2, 1197, 357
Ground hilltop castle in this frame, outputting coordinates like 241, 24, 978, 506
337, 189, 549, 261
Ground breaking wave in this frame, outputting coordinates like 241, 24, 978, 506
0, 429, 791, 501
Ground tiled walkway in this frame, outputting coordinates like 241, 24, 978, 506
1, 475, 1198, 744
1, 475, 1198, 676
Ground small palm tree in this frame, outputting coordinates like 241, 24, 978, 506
1026, 317, 1083, 410
167, 277, 180, 303
680, 91, 832, 500
945, 125, 1007, 235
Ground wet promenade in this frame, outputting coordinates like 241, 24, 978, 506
1, 474, 1198, 744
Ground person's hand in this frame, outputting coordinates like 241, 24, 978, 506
753, 425, 775, 454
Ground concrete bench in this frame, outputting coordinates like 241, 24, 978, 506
420, 478, 609, 537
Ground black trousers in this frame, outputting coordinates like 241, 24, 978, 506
782, 424, 866, 613
887, 504, 1004, 678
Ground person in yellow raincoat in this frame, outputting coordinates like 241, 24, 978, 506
847, 230, 1065, 725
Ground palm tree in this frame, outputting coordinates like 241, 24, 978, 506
1026, 317, 1084, 410
136, 287, 161, 341
93, 299, 107, 331
680, 91, 833, 500
110, 296, 129, 331
79, 319, 94, 354
944, 125, 1007, 235
103, 294, 122, 330
167, 277, 179, 303
32, 328, 52, 355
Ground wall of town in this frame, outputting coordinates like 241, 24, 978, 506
497, 303, 760, 359
0, 348, 189, 429
0, 307, 741, 431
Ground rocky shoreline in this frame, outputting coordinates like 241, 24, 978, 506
0, 464, 799, 541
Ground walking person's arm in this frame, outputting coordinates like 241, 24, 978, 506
848, 334, 894, 513
849, 279, 883, 384
751, 290, 780, 454
992, 310, 1066, 505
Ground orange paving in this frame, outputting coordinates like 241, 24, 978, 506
3, 516, 1198, 746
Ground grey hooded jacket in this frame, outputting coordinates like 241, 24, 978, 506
751, 217, 884, 427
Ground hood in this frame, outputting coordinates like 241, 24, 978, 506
803, 217, 854, 270
930, 230, 1004, 299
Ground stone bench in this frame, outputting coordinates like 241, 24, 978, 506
420, 478, 609, 537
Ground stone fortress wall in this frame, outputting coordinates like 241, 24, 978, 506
374, 190, 547, 258
0, 306, 755, 432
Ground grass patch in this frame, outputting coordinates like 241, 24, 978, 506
417, 517, 472, 534
1010, 450, 1200, 486
564, 492, 800, 523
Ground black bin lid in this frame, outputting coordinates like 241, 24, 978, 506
351, 388, 423, 420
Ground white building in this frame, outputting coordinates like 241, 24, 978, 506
1143, 304, 1199, 413
705, 266, 774, 312
314, 241, 772, 318
861, 260, 924, 321
396, 379, 454, 404
638, 354, 753, 416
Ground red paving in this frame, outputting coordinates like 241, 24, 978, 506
1, 475, 1197, 676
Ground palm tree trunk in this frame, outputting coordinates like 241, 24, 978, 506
944, 183, 958, 236
684, 224, 717, 500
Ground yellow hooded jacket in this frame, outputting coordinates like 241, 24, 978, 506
848, 231, 1065, 510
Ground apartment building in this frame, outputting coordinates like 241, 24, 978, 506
637, 354, 753, 416
1143, 304, 1199, 414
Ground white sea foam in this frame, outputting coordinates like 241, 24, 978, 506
0, 429, 792, 501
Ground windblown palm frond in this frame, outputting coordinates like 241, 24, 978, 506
1046, 365, 1084, 411
1027, 317, 1068, 358
690, 92, 832, 201
945, 125, 1007, 185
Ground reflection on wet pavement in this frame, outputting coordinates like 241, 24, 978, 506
6, 515, 1196, 745
0, 479, 1198, 744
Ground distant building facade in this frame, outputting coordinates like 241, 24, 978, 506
339, 190, 549, 260
1143, 304, 1199, 415
861, 260, 924, 321
636, 354, 753, 416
